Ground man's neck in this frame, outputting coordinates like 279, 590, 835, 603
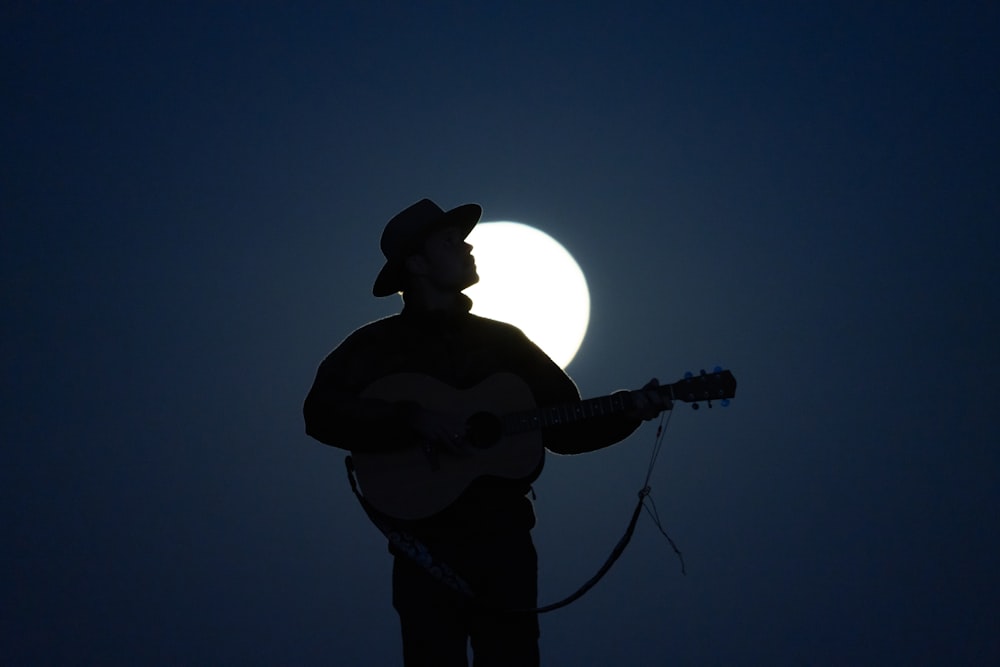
403, 287, 468, 313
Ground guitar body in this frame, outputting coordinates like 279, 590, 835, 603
353, 372, 544, 520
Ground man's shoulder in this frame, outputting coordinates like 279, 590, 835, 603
313, 314, 409, 377
466, 312, 527, 338
316, 314, 402, 360
341, 313, 407, 344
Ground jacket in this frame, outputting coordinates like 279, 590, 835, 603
303, 296, 640, 535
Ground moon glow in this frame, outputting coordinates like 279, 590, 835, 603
464, 222, 590, 369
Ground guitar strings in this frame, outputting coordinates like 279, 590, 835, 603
641, 408, 687, 575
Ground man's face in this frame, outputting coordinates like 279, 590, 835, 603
412, 225, 479, 292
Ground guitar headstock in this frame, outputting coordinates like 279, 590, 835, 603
665, 367, 737, 408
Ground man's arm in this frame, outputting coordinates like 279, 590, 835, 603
500, 327, 662, 455
302, 328, 419, 452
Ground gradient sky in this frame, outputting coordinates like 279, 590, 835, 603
3, 3, 998, 665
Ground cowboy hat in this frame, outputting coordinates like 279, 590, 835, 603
372, 198, 482, 297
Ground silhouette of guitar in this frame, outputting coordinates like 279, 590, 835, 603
352, 369, 737, 520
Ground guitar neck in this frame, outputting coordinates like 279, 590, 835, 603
500, 369, 736, 435
503, 391, 642, 435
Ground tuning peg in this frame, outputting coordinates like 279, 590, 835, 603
691, 402, 699, 410
684, 371, 693, 379
721, 399, 731, 407
713, 365, 722, 373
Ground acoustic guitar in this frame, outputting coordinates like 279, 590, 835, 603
352, 369, 737, 520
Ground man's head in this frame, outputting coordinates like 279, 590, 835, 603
373, 198, 481, 297
402, 224, 479, 297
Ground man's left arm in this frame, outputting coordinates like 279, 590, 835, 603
506, 330, 666, 455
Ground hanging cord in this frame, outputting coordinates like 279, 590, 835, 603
522, 483, 650, 614
508, 404, 686, 614
640, 409, 687, 575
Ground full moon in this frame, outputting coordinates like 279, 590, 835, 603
464, 222, 590, 369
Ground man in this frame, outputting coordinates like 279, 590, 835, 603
304, 198, 666, 666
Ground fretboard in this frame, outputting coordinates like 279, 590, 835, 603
502, 392, 635, 435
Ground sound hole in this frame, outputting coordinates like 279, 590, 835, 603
466, 412, 503, 449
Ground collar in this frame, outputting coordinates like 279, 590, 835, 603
400, 293, 473, 321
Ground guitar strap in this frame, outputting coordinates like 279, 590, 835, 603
344, 455, 650, 615
522, 487, 648, 614
344, 456, 474, 597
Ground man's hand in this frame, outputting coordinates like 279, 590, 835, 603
630, 378, 671, 421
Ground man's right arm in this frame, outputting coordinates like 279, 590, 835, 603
302, 329, 420, 452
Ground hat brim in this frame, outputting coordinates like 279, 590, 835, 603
372, 203, 482, 297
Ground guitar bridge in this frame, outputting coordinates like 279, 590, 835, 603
421, 441, 441, 471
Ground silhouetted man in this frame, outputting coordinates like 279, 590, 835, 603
304, 198, 665, 666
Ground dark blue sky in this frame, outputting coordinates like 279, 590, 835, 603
3, 2, 998, 665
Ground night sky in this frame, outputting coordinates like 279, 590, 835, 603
4, 3, 998, 665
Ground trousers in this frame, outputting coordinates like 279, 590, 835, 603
392, 528, 540, 667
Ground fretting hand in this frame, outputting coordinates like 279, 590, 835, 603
630, 378, 671, 421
